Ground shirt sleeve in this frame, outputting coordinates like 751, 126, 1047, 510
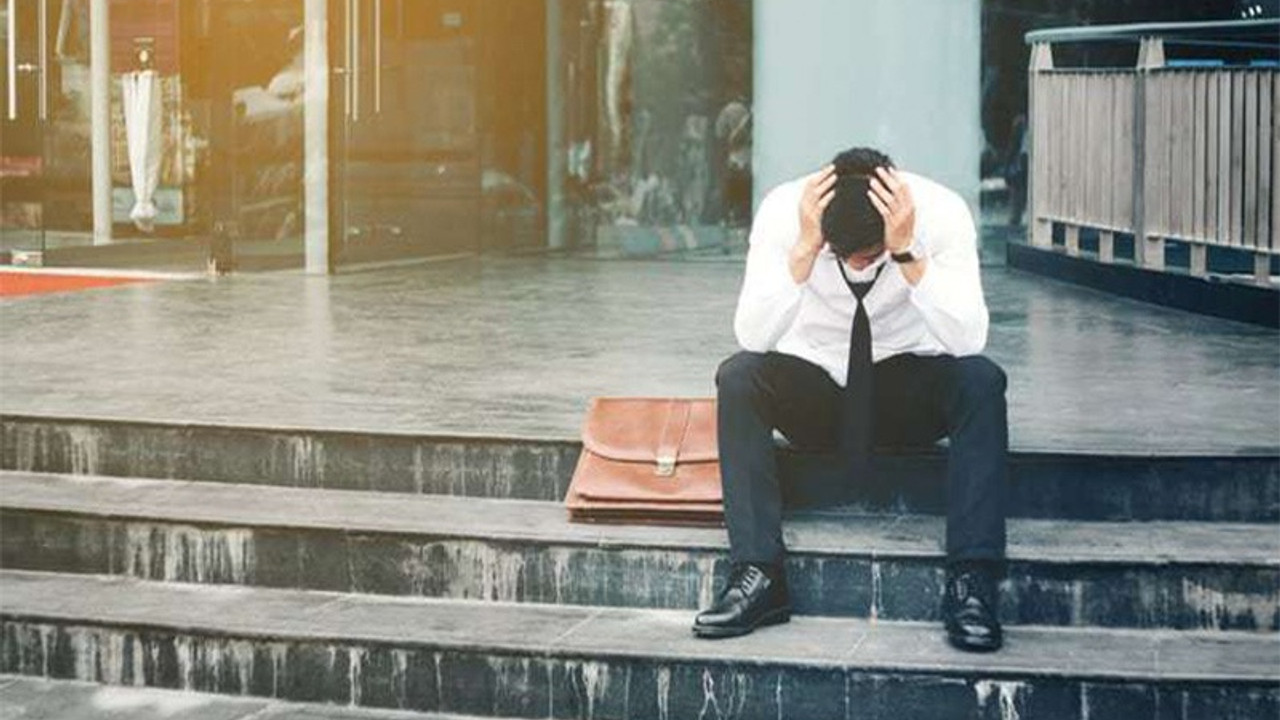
733, 184, 805, 352
908, 193, 989, 356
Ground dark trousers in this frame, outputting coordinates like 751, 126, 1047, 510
716, 350, 1009, 566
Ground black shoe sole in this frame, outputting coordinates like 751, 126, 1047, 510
691, 607, 791, 639
946, 632, 1003, 653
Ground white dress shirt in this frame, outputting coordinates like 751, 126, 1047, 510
733, 171, 989, 387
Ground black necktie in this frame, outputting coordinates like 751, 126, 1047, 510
837, 260, 884, 480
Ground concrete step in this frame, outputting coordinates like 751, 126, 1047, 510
1, 570, 1277, 720
3, 415, 1277, 522
2, 471, 1276, 632
0, 674, 505, 720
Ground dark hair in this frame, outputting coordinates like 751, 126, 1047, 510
821, 147, 895, 258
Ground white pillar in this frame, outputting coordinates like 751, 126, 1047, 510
90, 0, 111, 245
303, 0, 330, 274
545, 0, 566, 250
753, 0, 981, 212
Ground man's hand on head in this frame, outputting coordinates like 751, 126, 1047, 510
790, 165, 838, 284
868, 167, 927, 286
798, 165, 837, 256
867, 167, 916, 254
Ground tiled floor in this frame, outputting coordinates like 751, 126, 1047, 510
1, 254, 1276, 454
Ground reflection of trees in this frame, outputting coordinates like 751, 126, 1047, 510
592, 0, 751, 227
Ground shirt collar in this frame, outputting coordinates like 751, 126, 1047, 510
834, 252, 890, 282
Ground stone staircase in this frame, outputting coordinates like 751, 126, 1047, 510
1, 414, 1277, 719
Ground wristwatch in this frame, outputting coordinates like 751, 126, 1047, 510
890, 243, 920, 264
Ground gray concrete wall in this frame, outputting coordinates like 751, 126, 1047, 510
753, 0, 981, 211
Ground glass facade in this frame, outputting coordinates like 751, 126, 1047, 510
2, 0, 96, 255
560, 0, 753, 256
208, 0, 306, 268
2, 0, 756, 269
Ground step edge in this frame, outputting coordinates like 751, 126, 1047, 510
2, 570, 1278, 686
5, 412, 1279, 459
3, 605, 1276, 686
3, 478, 1279, 568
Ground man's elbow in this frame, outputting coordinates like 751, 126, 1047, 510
734, 316, 772, 353
735, 328, 771, 354
950, 321, 988, 357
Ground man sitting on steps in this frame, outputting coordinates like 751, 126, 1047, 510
693, 146, 1009, 652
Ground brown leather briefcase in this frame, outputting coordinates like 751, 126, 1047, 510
564, 397, 723, 525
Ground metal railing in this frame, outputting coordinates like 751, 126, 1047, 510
1026, 20, 1278, 282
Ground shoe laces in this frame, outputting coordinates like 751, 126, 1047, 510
949, 570, 995, 608
728, 563, 768, 595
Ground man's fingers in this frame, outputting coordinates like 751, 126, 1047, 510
808, 165, 835, 187
866, 190, 890, 218
875, 166, 902, 192
868, 177, 897, 208
817, 189, 836, 210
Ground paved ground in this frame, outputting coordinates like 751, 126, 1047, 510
0, 252, 1276, 455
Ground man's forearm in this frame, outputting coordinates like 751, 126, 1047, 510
789, 243, 821, 285
897, 256, 927, 286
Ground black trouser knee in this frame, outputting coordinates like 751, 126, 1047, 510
716, 351, 839, 565
940, 355, 1008, 564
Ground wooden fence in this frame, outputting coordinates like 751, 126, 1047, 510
1028, 35, 1277, 282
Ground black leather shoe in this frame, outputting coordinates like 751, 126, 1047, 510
692, 562, 791, 639
942, 566, 1003, 652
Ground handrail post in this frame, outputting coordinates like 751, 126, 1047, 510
1028, 41, 1054, 247
1134, 36, 1165, 269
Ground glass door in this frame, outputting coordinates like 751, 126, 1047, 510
1, 0, 46, 257
331, 0, 481, 268
2, 0, 94, 260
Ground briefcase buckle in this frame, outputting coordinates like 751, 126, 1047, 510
655, 455, 676, 477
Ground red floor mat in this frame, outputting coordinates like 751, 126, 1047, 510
0, 271, 154, 297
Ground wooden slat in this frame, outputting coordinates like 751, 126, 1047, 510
1048, 74, 1060, 219
1047, 73, 1058, 224
1103, 74, 1113, 226
1066, 73, 1075, 222
1172, 74, 1177, 239
1067, 72, 1077, 221
1100, 230, 1115, 263
1244, 72, 1259, 249
1077, 73, 1087, 222
1159, 72, 1173, 239
1073, 75, 1083, 224
1219, 72, 1233, 245
1066, 224, 1080, 256
1084, 76, 1095, 223
1207, 70, 1220, 243
1272, 71, 1279, 251
1231, 72, 1245, 247
1043, 74, 1055, 220
1090, 75, 1101, 223
1047, 74, 1058, 219
1193, 72, 1206, 241
1117, 74, 1135, 233
1105, 74, 1117, 228
1146, 73, 1159, 238
1256, 72, 1272, 252
1178, 72, 1194, 240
